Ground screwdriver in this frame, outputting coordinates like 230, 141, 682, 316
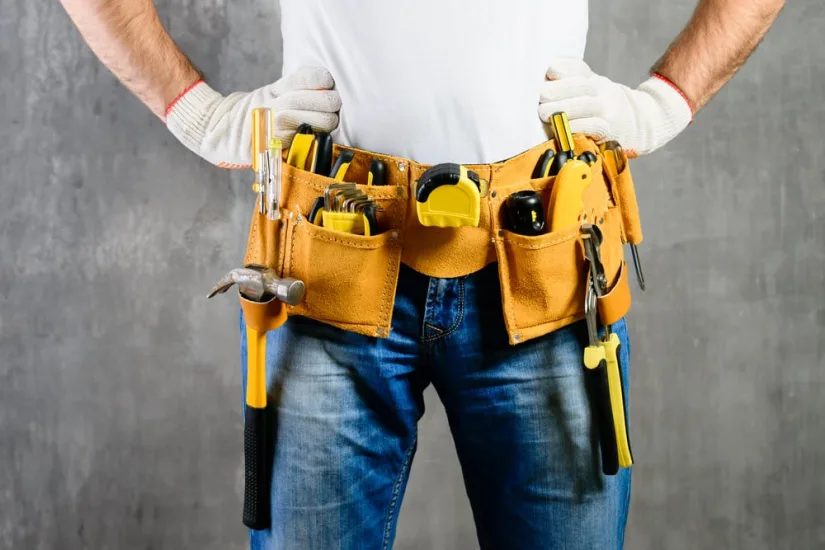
251, 108, 269, 215
548, 112, 576, 176
265, 110, 282, 221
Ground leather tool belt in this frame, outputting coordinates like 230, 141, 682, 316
240, 135, 642, 346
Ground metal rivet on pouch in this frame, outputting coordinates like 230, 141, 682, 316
498, 230, 504, 237
397, 162, 406, 172
377, 328, 387, 336
397, 186, 404, 196
296, 214, 303, 222
491, 190, 497, 198
513, 334, 521, 343
599, 217, 604, 225
391, 231, 399, 239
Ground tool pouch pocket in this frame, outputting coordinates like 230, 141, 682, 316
491, 165, 626, 345
244, 162, 406, 338
283, 219, 403, 336
602, 151, 643, 246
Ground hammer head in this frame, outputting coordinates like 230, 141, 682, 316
207, 266, 305, 306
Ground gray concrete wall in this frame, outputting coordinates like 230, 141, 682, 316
1, 1, 822, 548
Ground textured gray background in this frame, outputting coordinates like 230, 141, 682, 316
1, 1, 822, 549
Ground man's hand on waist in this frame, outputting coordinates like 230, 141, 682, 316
165, 67, 341, 169
538, 58, 693, 157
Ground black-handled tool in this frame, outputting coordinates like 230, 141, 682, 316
208, 266, 306, 530
368, 159, 387, 186
577, 151, 597, 166
330, 150, 355, 180
534, 149, 556, 178
581, 226, 620, 475
505, 190, 546, 236
312, 132, 334, 176
243, 397, 269, 529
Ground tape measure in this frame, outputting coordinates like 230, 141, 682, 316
415, 163, 482, 228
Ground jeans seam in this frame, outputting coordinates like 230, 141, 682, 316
421, 277, 466, 343
381, 436, 417, 550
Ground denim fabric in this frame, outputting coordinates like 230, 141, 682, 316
240, 263, 632, 550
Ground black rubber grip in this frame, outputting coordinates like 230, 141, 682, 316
329, 149, 355, 179
242, 405, 270, 530
313, 132, 334, 176
369, 159, 387, 186
549, 150, 574, 176
533, 149, 555, 178
585, 360, 619, 475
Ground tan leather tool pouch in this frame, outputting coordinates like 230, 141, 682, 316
240, 137, 633, 344
602, 148, 643, 246
488, 144, 628, 345
243, 161, 406, 338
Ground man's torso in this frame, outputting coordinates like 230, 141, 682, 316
281, 0, 588, 164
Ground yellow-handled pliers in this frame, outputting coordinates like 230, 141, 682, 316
582, 224, 633, 475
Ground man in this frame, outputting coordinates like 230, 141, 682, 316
58, 0, 784, 548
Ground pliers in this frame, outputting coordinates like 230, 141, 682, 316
582, 224, 633, 475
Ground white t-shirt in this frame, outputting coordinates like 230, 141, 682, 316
281, 0, 588, 165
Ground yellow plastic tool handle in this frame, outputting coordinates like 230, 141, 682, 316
250, 108, 269, 174
583, 344, 606, 370
547, 159, 592, 231
321, 210, 371, 236
551, 112, 575, 155
602, 332, 633, 468
286, 125, 315, 169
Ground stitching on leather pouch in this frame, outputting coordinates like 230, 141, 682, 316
289, 217, 298, 284
378, 241, 399, 328
517, 311, 584, 332
505, 232, 578, 250
277, 216, 289, 277
246, 212, 259, 265
491, 195, 519, 337
309, 232, 388, 249
287, 172, 405, 201
377, 196, 406, 328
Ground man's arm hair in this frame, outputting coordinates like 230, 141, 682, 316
652, 0, 785, 112
59, 0, 202, 118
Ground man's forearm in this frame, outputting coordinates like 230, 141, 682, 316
653, 0, 785, 112
59, 0, 202, 118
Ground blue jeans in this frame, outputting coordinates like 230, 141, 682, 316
240, 262, 632, 549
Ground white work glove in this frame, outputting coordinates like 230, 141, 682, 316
165, 67, 341, 169
538, 58, 693, 157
